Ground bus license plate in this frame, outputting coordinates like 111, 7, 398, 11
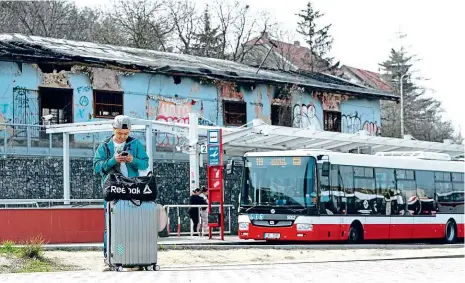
264, 233, 280, 239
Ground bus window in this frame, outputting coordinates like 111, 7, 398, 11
452, 173, 464, 213
339, 166, 355, 214
396, 180, 417, 215
415, 171, 435, 214
435, 177, 453, 213
375, 168, 396, 215
354, 177, 376, 214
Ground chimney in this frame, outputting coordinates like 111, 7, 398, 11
294, 41, 300, 46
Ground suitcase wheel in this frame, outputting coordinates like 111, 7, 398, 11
116, 266, 123, 272
146, 264, 160, 271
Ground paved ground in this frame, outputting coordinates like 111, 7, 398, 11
0, 256, 463, 282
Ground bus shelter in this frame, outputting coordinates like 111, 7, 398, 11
46, 113, 464, 204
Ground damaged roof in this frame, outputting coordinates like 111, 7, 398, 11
0, 33, 397, 100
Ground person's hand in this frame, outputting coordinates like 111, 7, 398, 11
125, 152, 134, 163
115, 153, 126, 163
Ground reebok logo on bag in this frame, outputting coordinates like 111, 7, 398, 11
143, 186, 152, 194
103, 172, 157, 202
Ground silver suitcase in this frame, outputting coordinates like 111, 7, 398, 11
106, 200, 160, 271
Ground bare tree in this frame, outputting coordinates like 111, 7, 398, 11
107, 0, 174, 51
210, 0, 275, 61
166, 0, 199, 54
0, 1, 102, 42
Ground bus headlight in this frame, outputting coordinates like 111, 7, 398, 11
239, 222, 249, 230
296, 223, 313, 231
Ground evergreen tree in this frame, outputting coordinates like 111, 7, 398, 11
379, 40, 456, 142
295, 1, 338, 73
191, 5, 223, 58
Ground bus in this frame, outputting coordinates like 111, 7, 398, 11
237, 149, 464, 243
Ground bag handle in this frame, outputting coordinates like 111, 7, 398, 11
130, 199, 142, 206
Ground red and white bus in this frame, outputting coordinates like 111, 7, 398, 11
237, 150, 464, 243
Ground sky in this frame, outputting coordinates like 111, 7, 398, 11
76, 0, 465, 136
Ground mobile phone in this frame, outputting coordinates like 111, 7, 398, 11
121, 151, 129, 156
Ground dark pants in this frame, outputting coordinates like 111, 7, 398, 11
190, 210, 199, 233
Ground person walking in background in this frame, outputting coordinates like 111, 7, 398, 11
93, 115, 149, 270
188, 188, 207, 236
199, 186, 209, 236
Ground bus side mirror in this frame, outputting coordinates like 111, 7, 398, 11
321, 161, 330, 177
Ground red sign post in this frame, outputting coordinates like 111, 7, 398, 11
206, 129, 224, 240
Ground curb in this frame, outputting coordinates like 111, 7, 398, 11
34, 243, 465, 251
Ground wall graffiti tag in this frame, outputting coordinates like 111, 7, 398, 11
12, 87, 39, 138
341, 111, 379, 136
292, 103, 321, 130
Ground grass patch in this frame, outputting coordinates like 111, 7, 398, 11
18, 236, 45, 260
0, 236, 78, 273
0, 240, 17, 255
17, 258, 54, 273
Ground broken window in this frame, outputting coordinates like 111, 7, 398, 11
223, 100, 246, 126
323, 111, 341, 132
271, 104, 292, 127
39, 87, 73, 125
94, 90, 124, 118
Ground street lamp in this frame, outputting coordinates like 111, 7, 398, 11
399, 73, 410, 138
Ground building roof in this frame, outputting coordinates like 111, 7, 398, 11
341, 65, 393, 92
0, 33, 396, 100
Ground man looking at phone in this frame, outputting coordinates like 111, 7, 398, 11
93, 115, 149, 269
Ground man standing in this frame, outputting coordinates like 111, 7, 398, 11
188, 188, 207, 236
93, 115, 149, 268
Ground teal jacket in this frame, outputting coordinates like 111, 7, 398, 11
93, 135, 149, 185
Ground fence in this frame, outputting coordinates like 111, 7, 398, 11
163, 204, 235, 237
0, 122, 187, 158
0, 198, 104, 208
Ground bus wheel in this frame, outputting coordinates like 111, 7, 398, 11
348, 221, 363, 244
348, 223, 363, 244
445, 220, 457, 244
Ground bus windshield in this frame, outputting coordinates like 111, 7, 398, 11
241, 156, 316, 208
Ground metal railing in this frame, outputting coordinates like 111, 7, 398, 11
163, 204, 235, 237
0, 198, 104, 208
0, 122, 155, 157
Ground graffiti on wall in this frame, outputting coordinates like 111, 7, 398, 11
75, 85, 92, 121
146, 95, 214, 149
12, 87, 39, 125
156, 100, 192, 124
341, 111, 379, 136
292, 103, 321, 130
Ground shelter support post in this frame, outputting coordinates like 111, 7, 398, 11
145, 123, 153, 171
63, 133, 70, 205
188, 112, 199, 191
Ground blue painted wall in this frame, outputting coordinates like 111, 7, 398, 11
0, 61, 382, 145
